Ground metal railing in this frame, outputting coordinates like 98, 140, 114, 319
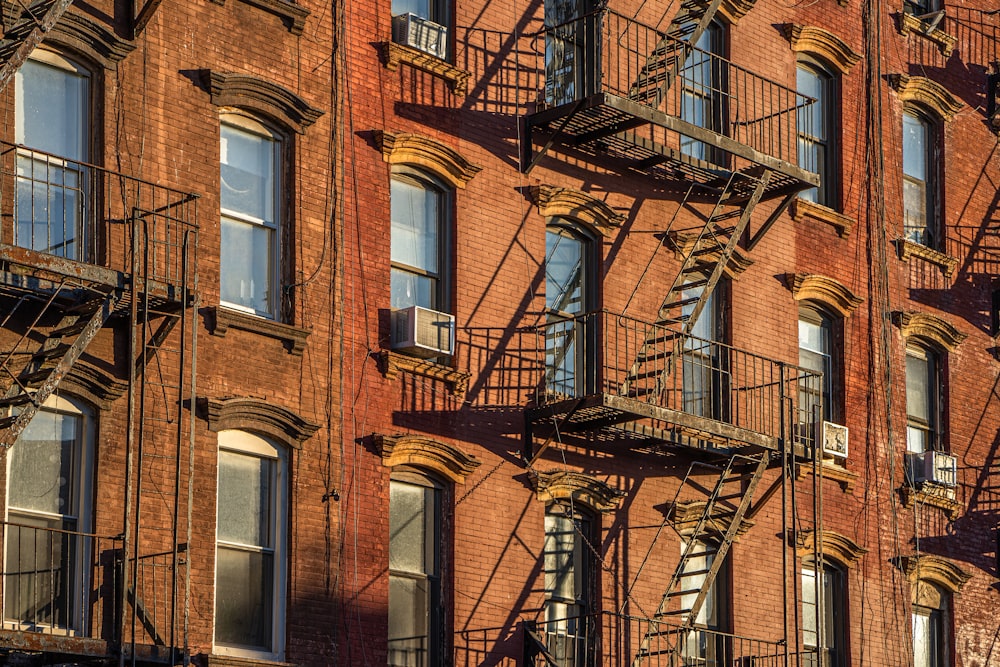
522, 612, 789, 667
529, 10, 814, 167
533, 311, 822, 447
0, 140, 199, 288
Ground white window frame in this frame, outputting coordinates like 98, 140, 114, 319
219, 114, 283, 319
796, 60, 838, 209
902, 109, 938, 248
213, 430, 287, 661
3, 393, 94, 635
905, 343, 941, 455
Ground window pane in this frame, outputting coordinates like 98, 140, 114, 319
4, 513, 76, 628
9, 409, 79, 516
906, 352, 931, 423
389, 481, 429, 574
903, 113, 927, 179
217, 450, 273, 547
546, 229, 584, 315
544, 512, 577, 602
215, 546, 274, 649
220, 216, 275, 314
913, 612, 931, 667
221, 124, 276, 222
391, 267, 436, 310
392, 0, 431, 17
16, 58, 88, 159
391, 178, 440, 274
388, 574, 429, 665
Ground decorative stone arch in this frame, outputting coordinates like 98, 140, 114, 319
784, 25, 862, 75
716, 0, 754, 25
787, 273, 863, 317
45, 11, 135, 68
888, 74, 963, 121
897, 554, 972, 598
202, 397, 320, 450
895, 312, 967, 352
376, 434, 481, 484
529, 469, 623, 513
669, 501, 754, 541
530, 185, 624, 238
202, 70, 324, 134
59, 361, 128, 411
795, 529, 867, 567
375, 131, 482, 189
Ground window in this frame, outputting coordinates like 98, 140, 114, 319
799, 308, 835, 424
902, 110, 938, 247
14, 51, 90, 260
680, 22, 724, 163
802, 562, 847, 667
679, 541, 728, 666
215, 431, 287, 659
220, 116, 282, 318
391, 169, 449, 312
543, 0, 597, 107
903, 0, 939, 15
797, 61, 838, 208
543, 503, 595, 667
4, 395, 93, 632
905, 344, 941, 456
544, 222, 595, 397
391, 0, 450, 60
682, 274, 725, 420
389, 471, 445, 667
912, 582, 948, 667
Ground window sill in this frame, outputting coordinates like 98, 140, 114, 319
381, 41, 470, 96
207, 306, 310, 356
207, 0, 309, 35
790, 198, 855, 238
796, 458, 857, 493
206, 655, 297, 667
378, 350, 470, 397
893, 238, 958, 277
900, 482, 962, 520
896, 12, 956, 57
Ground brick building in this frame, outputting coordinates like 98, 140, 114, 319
0, 0, 997, 667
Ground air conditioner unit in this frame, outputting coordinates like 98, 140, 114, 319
391, 305, 455, 358
918, 450, 958, 487
392, 13, 448, 60
821, 421, 849, 459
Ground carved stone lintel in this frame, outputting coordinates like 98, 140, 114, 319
375, 131, 481, 189
790, 197, 856, 238
786, 273, 863, 317
794, 529, 867, 566
378, 350, 470, 397
382, 41, 470, 96
795, 459, 857, 493
783, 24, 862, 75
49, 10, 135, 68
201, 396, 320, 449
894, 238, 959, 278
894, 311, 967, 352
530, 185, 625, 237
668, 232, 753, 279
207, 306, 310, 356
60, 361, 128, 411
376, 433, 480, 483
888, 73, 963, 120
895, 12, 957, 57
529, 469, 624, 512
669, 500, 754, 539
894, 553, 972, 593
202, 70, 324, 134
900, 483, 963, 520
208, 0, 309, 35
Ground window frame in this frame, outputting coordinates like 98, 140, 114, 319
902, 108, 941, 249
798, 305, 838, 425
219, 113, 286, 320
678, 539, 730, 665
3, 393, 95, 633
796, 58, 839, 209
681, 272, 727, 421
903, 0, 940, 16
388, 468, 448, 667
802, 560, 848, 667
680, 21, 726, 165
543, 501, 597, 667
213, 430, 288, 661
390, 0, 452, 61
905, 342, 943, 456
912, 581, 949, 667
390, 166, 452, 314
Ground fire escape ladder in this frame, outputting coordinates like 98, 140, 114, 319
631, 452, 769, 666
0, 0, 75, 92
619, 169, 771, 400
627, 0, 726, 107
988, 62, 1000, 134
0, 283, 122, 447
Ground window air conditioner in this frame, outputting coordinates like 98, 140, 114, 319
821, 421, 849, 459
392, 13, 448, 60
918, 450, 958, 488
391, 305, 455, 358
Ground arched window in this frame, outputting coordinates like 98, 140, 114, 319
802, 558, 848, 667
912, 580, 948, 667
389, 468, 447, 667
543, 501, 597, 667
219, 114, 284, 319
14, 50, 91, 260
902, 108, 939, 248
545, 221, 596, 397
214, 430, 288, 660
391, 168, 450, 312
797, 59, 838, 208
4, 394, 94, 632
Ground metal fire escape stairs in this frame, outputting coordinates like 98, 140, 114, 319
631, 452, 769, 666
0, 0, 75, 91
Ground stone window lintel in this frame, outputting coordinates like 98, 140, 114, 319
790, 198, 856, 238
896, 12, 957, 57
207, 0, 309, 35
208, 305, 310, 356
894, 238, 958, 278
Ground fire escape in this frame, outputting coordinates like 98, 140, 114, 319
0, 1, 198, 664
521, 1, 822, 664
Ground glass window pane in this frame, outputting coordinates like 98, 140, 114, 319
393, 0, 431, 18
215, 546, 274, 649
9, 409, 79, 516
389, 481, 429, 574
906, 352, 931, 423
391, 178, 440, 274
217, 450, 273, 547
16, 58, 88, 159
545, 229, 584, 315
221, 123, 276, 222
220, 216, 275, 314
391, 267, 436, 310
903, 113, 928, 179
